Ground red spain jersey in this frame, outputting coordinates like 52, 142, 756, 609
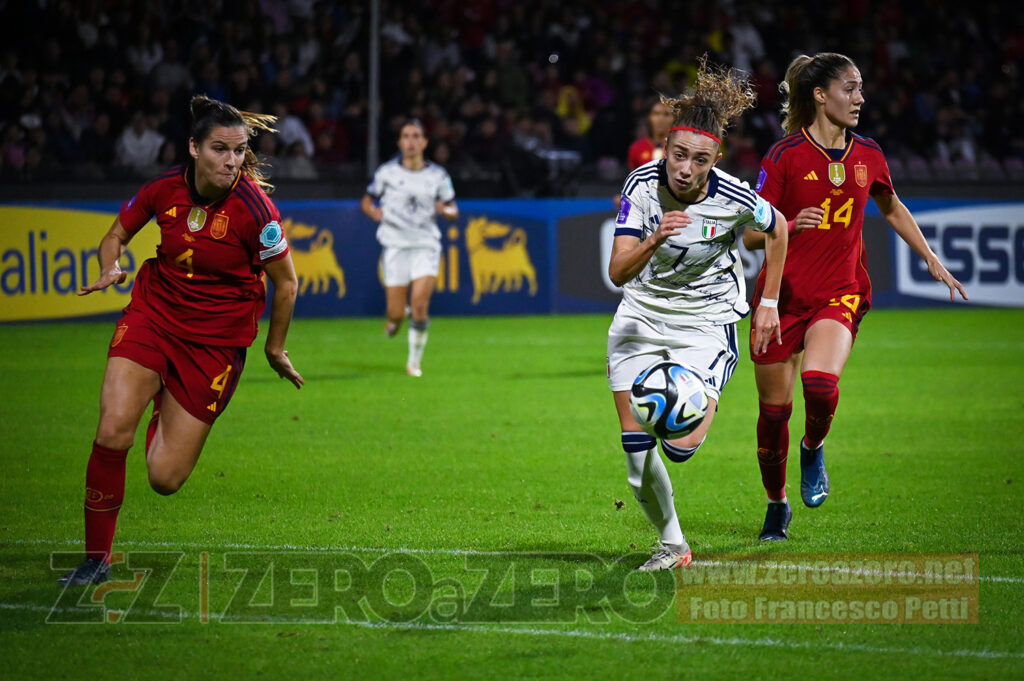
119, 163, 289, 347
754, 128, 894, 312
627, 137, 665, 170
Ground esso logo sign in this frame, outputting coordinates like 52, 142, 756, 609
895, 204, 1024, 307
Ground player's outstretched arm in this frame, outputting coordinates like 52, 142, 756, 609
752, 207, 787, 354
263, 255, 304, 389
608, 211, 690, 286
78, 218, 131, 295
873, 193, 968, 301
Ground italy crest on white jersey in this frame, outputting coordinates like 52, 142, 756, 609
366, 158, 456, 248
614, 160, 777, 324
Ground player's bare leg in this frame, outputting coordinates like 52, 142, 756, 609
61, 358, 161, 585
613, 391, 691, 570
798, 320, 853, 508
385, 285, 409, 337
144, 389, 212, 495
406, 275, 435, 377
753, 355, 801, 540
661, 399, 716, 462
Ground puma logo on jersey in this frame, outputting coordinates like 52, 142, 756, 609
803, 171, 819, 181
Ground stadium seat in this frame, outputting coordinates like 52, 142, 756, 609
1003, 158, 1024, 182
906, 156, 933, 182
886, 157, 906, 183
978, 158, 1006, 182
930, 158, 955, 183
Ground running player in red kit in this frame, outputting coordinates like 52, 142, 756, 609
744, 53, 966, 541
627, 99, 674, 170
60, 95, 304, 585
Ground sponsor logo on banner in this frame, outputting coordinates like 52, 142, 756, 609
0, 206, 160, 321
465, 217, 538, 304
281, 218, 346, 297
894, 203, 1024, 307
828, 162, 846, 186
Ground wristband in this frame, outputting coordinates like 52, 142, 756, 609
759, 297, 779, 308
787, 219, 797, 235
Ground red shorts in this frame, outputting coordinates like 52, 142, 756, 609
108, 308, 247, 424
750, 293, 869, 365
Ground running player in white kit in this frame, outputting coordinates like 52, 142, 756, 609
362, 119, 459, 377
607, 60, 789, 570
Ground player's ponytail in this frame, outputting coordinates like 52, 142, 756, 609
661, 56, 756, 147
780, 52, 857, 135
189, 94, 278, 193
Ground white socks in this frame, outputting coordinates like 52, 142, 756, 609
622, 432, 684, 546
408, 319, 428, 369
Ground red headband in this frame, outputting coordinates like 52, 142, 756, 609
670, 126, 721, 145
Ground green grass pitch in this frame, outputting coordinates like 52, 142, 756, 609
2, 308, 1023, 679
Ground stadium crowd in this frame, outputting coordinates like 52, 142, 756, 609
1, 0, 1022, 193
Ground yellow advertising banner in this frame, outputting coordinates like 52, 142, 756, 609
0, 206, 160, 321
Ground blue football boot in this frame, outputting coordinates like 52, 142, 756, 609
800, 440, 829, 507
758, 501, 792, 541
58, 557, 110, 586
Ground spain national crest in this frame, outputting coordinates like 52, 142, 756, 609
854, 163, 868, 187
187, 206, 208, 232
828, 162, 846, 187
211, 212, 229, 239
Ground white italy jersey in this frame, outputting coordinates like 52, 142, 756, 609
615, 160, 777, 324
366, 158, 456, 248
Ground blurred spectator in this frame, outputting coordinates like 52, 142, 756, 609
627, 98, 673, 170
115, 111, 165, 176
275, 140, 319, 179
151, 40, 193, 96
307, 100, 349, 163
157, 139, 180, 168
1, 123, 26, 177
0, 0, 1020, 189
126, 24, 163, 77
78, 112, 115, 176
270, 101, 314, 158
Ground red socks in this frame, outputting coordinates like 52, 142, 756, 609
802, 371, 839, 449
757, 401, 792, 501
84, 441, 128, 562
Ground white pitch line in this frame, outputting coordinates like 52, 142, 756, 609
8, 537, 1024, 584
1, 601, 1022, 660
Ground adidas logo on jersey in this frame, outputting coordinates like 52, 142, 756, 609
803, 171, 819, 181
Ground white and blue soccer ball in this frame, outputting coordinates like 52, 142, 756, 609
629, 362, 709, 439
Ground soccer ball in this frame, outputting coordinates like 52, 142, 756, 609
629, 362, 709, 439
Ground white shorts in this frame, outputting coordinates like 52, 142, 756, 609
607, 305, 739, 401
380, 245, 441, 287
